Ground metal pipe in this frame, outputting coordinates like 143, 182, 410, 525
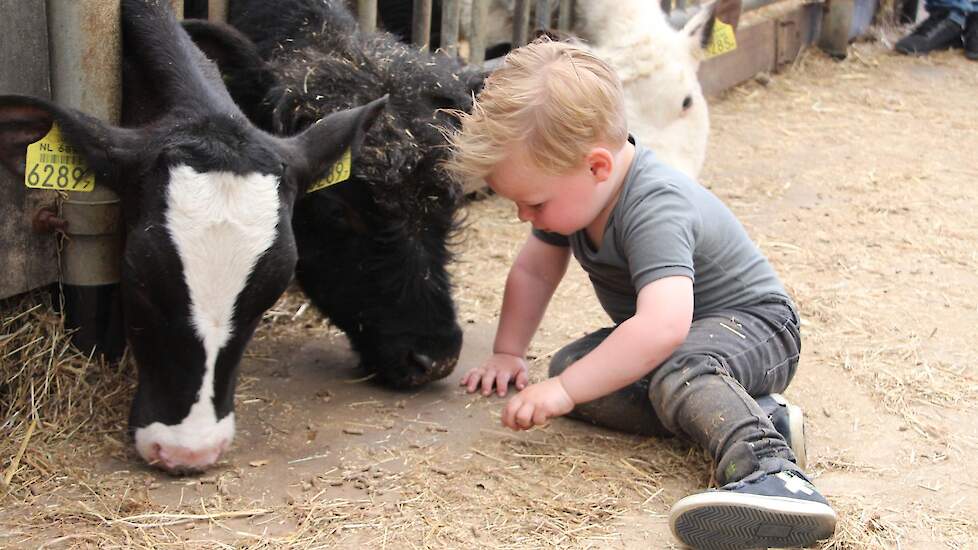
441, 0, 461, 55
358, 0, 377, 33
668, 0, 776, 28
557, 0, 572, 32
208, 0, 228, 22
535, 0, 551, 30
469, 0, 489, 64
512, 0, 531, 46
413, 0, 433, 49
46, 0, 125, 359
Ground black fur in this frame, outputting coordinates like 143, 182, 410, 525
0, 0, 386, 471
195, 0, 483, 387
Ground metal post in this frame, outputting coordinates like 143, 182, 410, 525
441, 0, 460, 55
469, 0, 489, 64
818, 0, 855, 58
46, 0, 125, 359
358, 0, 377, 33
558, 0, 573, 32
207, 0, 227, 22
513, 0, 531, 46
413, 0, 433, 49
535, 0, 552, 30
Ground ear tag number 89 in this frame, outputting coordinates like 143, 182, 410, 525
307, 148, 352, 194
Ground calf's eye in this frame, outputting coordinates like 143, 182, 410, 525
682, 95, 693, 110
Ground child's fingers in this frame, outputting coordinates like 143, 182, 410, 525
464, 369, 485, 393
480, 369, 498, 395
515, 369, 529, 390
515, 403, 535, 430
532, 408, 549, 427
495, 371, 512, 396
502, 395, 521, 429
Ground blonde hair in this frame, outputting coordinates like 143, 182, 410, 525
444, 37, 627, 184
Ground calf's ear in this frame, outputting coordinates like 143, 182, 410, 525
0, 95, 142, 187
182, 20, 278, 130
283, 95, 388, 187
683, 1, 719, 52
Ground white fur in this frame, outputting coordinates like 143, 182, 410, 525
575, 0, 711, 178
134, 165, 281, 466
459, 0, 711, 178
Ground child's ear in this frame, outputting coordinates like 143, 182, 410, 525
586, 148, 615, 182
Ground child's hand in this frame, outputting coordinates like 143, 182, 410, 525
501, 377, 575, 431
460, 353, 530, 396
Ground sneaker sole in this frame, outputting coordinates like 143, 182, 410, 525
670, 492, 837, 550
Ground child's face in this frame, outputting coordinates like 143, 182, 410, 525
486, 147, 612, 235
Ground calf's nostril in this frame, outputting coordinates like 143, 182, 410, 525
410, 352, 435, 372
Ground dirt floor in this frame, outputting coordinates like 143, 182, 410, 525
2, 37, 978, 549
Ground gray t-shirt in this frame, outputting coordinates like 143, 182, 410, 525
533, 140, 789, 324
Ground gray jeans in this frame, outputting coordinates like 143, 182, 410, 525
549, 299, 802, 486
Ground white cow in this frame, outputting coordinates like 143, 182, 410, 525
459, 0, 720, 179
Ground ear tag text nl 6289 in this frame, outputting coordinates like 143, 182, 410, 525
24, 123, 96, 192
706, 19, 738, 59
307, 148, 352, 194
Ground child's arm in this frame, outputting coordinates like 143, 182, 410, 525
461, 233, 571, 396
501, 275, 693, 430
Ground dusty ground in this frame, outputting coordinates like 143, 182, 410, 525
2, 38, 978, 549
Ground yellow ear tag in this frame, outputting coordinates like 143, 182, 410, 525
24, 122, 96, 192
706, 19, 738, 59
307, 148, 352, 194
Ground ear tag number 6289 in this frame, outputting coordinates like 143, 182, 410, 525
24, 123, 96, 192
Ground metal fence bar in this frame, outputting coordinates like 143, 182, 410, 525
208, 0, 228, 22
469, 0, 489, 64
535, 0, 552, 30
558, 0, 573, 32
358, 0, 377, 33
512, 0, 531, 46
413, 0, 433, 48
669, 0, 776, 27
441, 0, 460, 55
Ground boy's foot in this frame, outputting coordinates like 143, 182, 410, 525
756, 393, 807, 470
895, 10, 964, 54
669, 470, 837, 550
965, 14, 978, 60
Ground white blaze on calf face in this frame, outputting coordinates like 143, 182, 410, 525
134, 165, 281, 469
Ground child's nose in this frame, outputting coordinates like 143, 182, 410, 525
517, 205, 534, 222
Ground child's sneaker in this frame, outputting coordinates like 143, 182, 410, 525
756, 393, 807, 470
669, 470, 836, 550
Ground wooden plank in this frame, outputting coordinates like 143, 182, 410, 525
699, 18, 776, 96
0, 0, 58, 300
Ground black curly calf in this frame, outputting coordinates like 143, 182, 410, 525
185, 0, 485, 388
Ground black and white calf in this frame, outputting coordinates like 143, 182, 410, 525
0, 0, 385, 473
184, 0, 484, 389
